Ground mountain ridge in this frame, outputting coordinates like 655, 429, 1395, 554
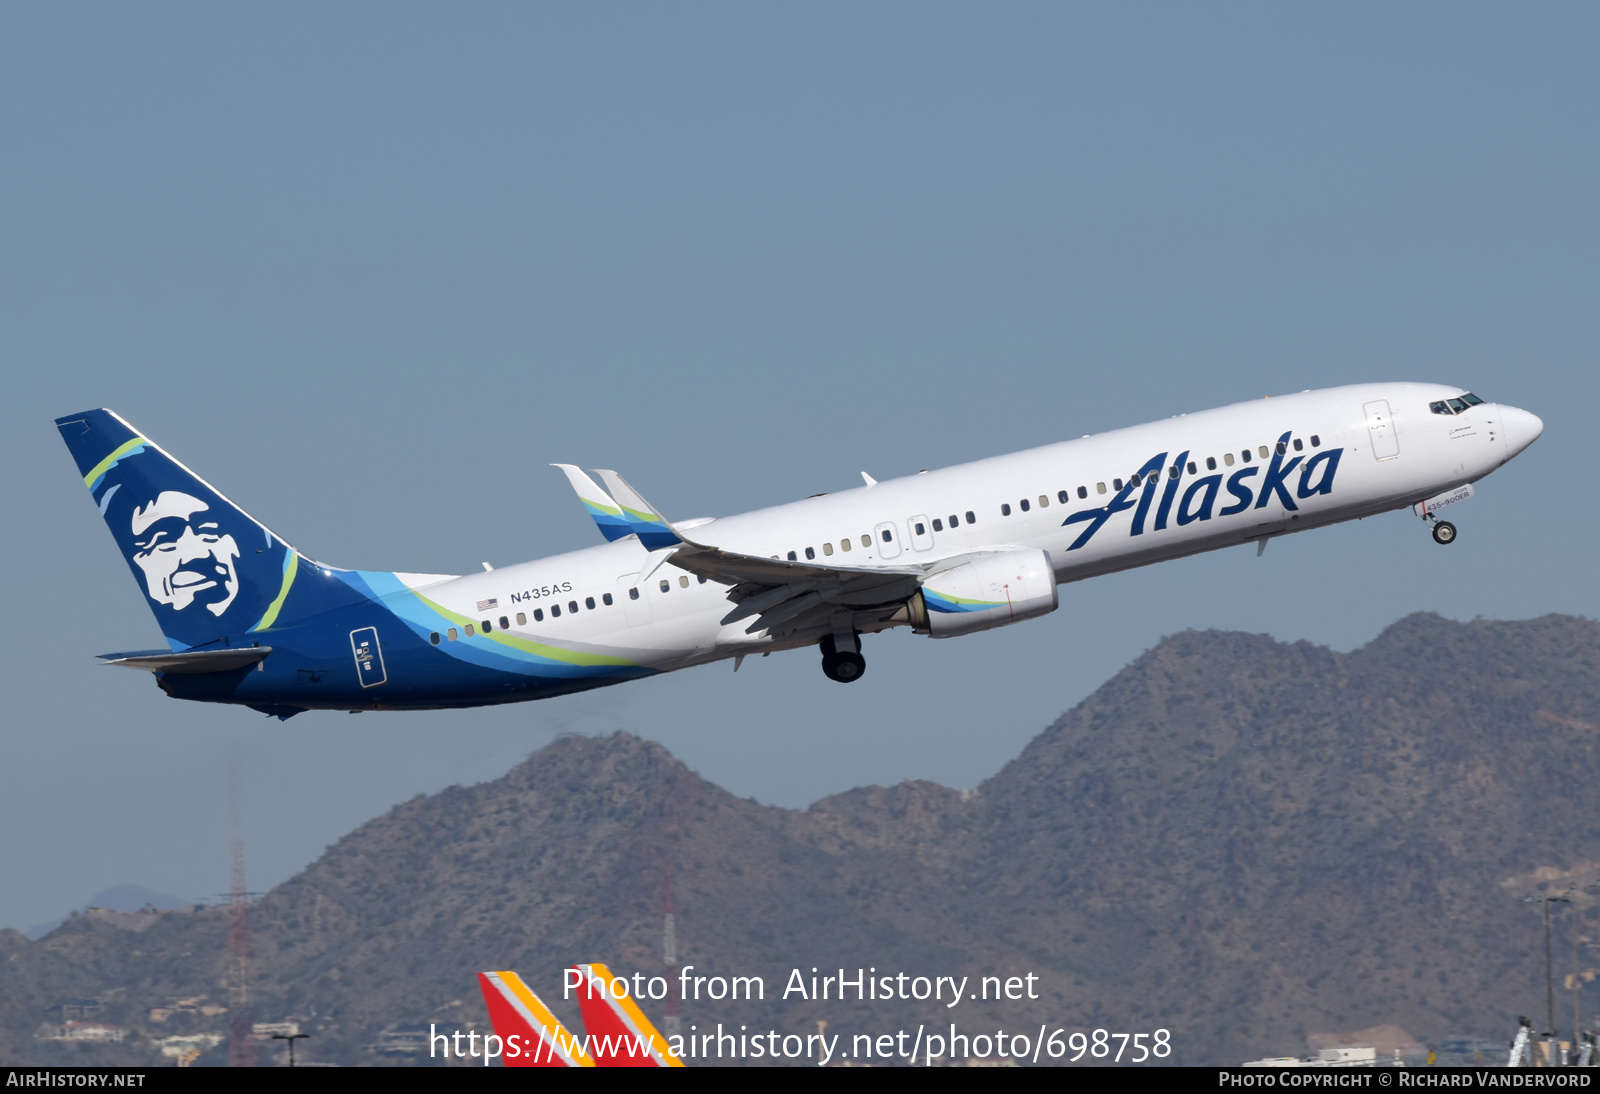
5, 612, 1597, 1066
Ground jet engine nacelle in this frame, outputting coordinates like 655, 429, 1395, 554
903, 548, 1059, 638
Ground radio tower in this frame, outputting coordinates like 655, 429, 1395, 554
663, 865, 680, 1039
227, 761, 255, 1067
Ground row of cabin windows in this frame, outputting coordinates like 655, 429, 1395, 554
784, 512, 980, 561
998, 435, 1324, 516
428, 590, 629, 643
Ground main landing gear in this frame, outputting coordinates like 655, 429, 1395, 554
820, 632, 866, 683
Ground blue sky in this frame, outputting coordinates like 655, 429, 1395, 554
2, 3, 1596, 930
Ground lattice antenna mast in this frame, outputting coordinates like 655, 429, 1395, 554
227, 760, 255, 1067
663, 864, 680, 1038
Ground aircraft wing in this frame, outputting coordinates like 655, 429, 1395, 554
598, 472, 925, 638
550, 464, 635, 543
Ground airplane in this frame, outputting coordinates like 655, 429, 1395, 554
56, 383, 1542, 719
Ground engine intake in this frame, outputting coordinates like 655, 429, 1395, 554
903, 548, 1058, 638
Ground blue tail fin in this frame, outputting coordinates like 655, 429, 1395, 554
56, 409, 302, 651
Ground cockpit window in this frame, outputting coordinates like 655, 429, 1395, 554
1430, 401, 1452, 415
1447, 398, 1467, 413
1459, 392, 1484, 407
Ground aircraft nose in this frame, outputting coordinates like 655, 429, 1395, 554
1498, 404, 1545, 457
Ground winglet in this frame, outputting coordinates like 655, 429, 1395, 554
571, 963, 683, 1067
478, 970, 594, 1067
592, 471, 682, 550
551, 465, 634, 543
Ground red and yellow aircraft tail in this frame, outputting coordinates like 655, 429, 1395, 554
476, 970, 594, 1067
570, 962, 683, 1067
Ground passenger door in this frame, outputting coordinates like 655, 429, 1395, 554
1363, 399, 1400, 460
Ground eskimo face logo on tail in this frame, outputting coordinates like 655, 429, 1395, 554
129, 491, 242, 616
1062, 432, 1342, 551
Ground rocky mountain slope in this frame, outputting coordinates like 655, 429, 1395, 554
5, 613, 1597, 1066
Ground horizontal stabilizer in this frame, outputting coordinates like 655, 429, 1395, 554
592, 470, 681, 550
100, 647, 272, 674
551, 465, 634, 543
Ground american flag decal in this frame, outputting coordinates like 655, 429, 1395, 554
477, 598, 498, 612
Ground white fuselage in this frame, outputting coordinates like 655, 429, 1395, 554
403, 383, 1542, 675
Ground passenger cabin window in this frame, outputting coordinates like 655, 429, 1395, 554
1224, 453, 1235, 466
1292, 439, 1303, 451
841, 538, 852, 552
517, 612, 527, 624
1257, 446, 1269, 459
430, 631, 440, 645
1275, 441, 1287, 455
1058, 490, 1069, 504
881, 528, 893, 542
1097, 483, 1107, 494
481, 619, 492, 632
1001, 503, 1011, 516
628, 587, 640, 600
1019, 499, 1030, 512
861, 534, 872, 548
447, 627, 458, 641
499, 615, 509, 629
568, 600, 578, 613
698, 575, 706, 583
549, 606, 559, 618
822, 541, 834, 555
1207, 457, 1217, 470
586, 596, 596, 609
932, 518, 943, 532
1077, 486, 1087, 499
660, 579, 670, 593
1186, 461, 1196, 474
805, 546, 815, 560
465, 624, 475, 636
1311, 435, 1321, 447
678, 576, 689, 588
1113, 478, 1124, 490
787, 550, 797, 561
534, 608, 544, 621
602, 593, 613, 605
914, 522, 926, 535
1038, 495, 1049, 508
965, 511, 975, 523
1240, 450, 1251, 464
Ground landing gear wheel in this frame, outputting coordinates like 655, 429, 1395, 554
821, 651, 866, 683
1432, 520, 1457, 545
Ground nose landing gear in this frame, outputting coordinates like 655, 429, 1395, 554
1431, 520, 1457, 545
820, 631, 866, 683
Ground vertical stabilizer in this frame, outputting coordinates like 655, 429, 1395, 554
572, 963, 683, 1067
55, 409, 303, 650
477, 971, 593, 1067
